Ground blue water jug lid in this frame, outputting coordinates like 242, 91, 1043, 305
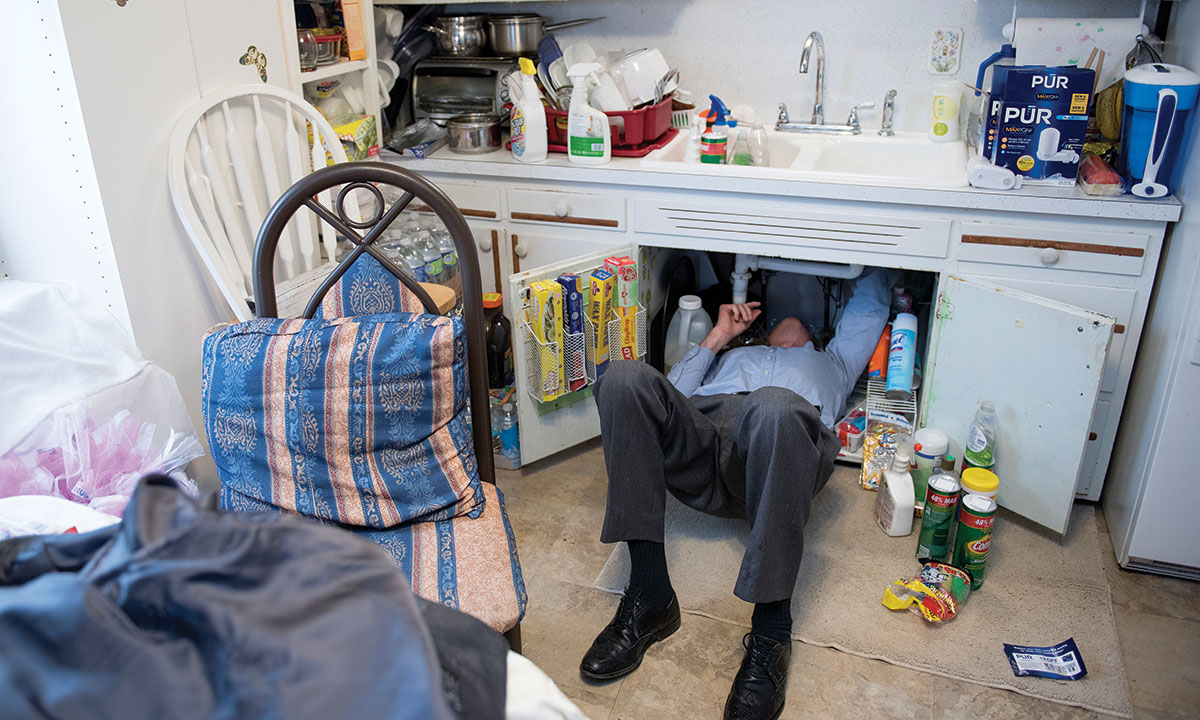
1125, 63, 1200, 110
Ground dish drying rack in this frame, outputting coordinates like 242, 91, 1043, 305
519, 275, 647, 406
836, 379, 918, 464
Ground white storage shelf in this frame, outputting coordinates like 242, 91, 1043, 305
301, 58, 370, 84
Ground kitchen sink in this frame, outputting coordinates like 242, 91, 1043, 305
639, 129, 969, 189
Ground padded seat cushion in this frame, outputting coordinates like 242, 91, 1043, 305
223, 481, 527, 633
202, 312, 483, 528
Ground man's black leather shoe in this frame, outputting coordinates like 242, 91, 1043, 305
579, 588, 681, 681
723, 633, 791, 720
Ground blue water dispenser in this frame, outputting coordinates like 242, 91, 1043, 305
1120, 63, 1200, 198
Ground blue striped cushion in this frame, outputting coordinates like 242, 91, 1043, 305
314, 253, 425, 319
202, 312, 483, 528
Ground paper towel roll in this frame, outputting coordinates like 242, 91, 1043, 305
1009, 18, 1144, 92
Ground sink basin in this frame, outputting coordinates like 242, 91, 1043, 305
639, 129, 969, 189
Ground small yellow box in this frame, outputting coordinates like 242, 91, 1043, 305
589, 269, 615, 374
615, 305, 639, 360
530, 280, 564, 400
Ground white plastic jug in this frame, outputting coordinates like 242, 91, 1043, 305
664, 295, 713, 372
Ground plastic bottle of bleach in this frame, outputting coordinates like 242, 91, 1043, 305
510, 57, 547, 163
664, 295, 714, 372
566, 63, 611, 165
876, 447, 915, 536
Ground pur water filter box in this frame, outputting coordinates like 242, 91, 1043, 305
984, 65, 1094, 186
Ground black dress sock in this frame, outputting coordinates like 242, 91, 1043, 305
751, 599, 793, 644
626, 540, 674, 608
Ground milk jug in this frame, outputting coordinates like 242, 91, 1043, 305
663, 295, 713, 372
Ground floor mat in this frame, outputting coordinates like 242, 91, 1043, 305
593, 465, 1132, 718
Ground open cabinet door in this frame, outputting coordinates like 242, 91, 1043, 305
921, 275, 1114, 534
510, 245, 637, 465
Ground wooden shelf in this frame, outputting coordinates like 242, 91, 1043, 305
300, 58, 369, 83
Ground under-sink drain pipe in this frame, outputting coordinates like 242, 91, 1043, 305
731, 254, 864, 303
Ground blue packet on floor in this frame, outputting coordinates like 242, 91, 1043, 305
1003, 638, 1088, 680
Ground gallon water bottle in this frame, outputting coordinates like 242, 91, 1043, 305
663, 295, 713, 373
497, 402, 521, 469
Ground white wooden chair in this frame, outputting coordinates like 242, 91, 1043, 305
168, 84, 354, 321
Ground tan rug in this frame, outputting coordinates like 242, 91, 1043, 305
594, 465, 1133, 718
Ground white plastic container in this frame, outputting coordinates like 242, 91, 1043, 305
566, 62, 611, 165
911, 427, 949, 507
510, 57, 547, 164
875, 449, 915, 536
663, 295, 713, 372
930, 79, 962, 142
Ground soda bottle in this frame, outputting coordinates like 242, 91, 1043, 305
963, 400, 998, 471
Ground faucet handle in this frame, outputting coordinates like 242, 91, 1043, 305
777, 102, 790, 125
846, 102, 875, 128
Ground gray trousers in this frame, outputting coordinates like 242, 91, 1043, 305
595, 361, 839, 604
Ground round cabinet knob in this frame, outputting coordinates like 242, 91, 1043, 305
477, 236, 493, 253
513, 242, 529, 258
554, 201, 571, 218
1040, 247, 1061, 265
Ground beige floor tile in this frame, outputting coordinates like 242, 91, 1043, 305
607, 703, 694, 720
1105, 562, 1200, 624
560, 682, 619, 720
1112, 609, 1200, 716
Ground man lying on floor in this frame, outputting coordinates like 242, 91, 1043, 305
581, 267, 892, 720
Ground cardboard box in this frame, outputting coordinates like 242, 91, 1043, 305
310, 114, 379, 164
604, 256, 639, 308
557, 273, 587, 392
530, 280, 564, 401
589, 269, 615, 376
983, 65, 1094, 186
615, 305, 639, 360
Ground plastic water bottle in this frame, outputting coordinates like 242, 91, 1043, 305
497, 402, 521, 469
399, 239, 427, 282
415, 230, 444, 284
435, 227, 458, 283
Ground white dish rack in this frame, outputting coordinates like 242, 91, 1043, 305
519, 270, 647, 404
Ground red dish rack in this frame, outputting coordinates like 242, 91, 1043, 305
545, 95, 677, 157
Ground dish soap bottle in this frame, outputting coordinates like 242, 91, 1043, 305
728, 129, 753, 165
510, 57, 547, 164
875, 447, 915, 536
963, 400, 998, 471
929, 79, 962, 142
566, 62, 611, 165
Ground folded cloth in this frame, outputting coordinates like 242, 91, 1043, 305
0, 476, 507, 720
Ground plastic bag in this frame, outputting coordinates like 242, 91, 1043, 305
0, 367, 202, 517
860, 410, 913, 490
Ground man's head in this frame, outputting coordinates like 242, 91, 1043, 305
767, 316, 813, 348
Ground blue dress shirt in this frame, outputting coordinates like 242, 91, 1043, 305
665, 268, 893, 428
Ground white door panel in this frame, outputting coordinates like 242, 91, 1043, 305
921, 276, 1114, 534
510, 245, 635, 465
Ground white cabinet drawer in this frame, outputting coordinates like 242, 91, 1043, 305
631, 198, 951, 258
410, 182, 500, 220
506, 189, 626, 230
958, 222, 1149, 276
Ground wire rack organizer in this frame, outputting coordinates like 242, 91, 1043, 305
837, 378, 919, 464
519, 272, 647, 404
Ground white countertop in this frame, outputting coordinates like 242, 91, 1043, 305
381, 147, 1182, 224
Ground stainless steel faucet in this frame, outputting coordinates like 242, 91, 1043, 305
799, 31, 825, 125
879, 89, 897, 136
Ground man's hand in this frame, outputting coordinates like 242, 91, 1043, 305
701, 302, 762, 352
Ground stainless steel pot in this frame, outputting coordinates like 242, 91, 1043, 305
445, 113, 503, 154
486, 15, 603, 57
423, 15, 488, 57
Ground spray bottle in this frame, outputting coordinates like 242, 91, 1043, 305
511, 57, 548, 163
566, 63, 611, 165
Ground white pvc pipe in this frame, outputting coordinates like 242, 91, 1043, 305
730, 253, 864, 303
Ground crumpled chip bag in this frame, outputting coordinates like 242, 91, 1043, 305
881, 562, 973, 623
860, 411, 913, 490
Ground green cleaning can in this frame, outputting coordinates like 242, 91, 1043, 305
952, 492, 997, 591
916, 473, 961, 562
